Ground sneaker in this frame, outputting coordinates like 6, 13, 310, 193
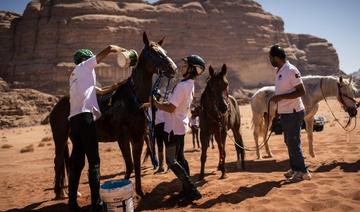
302, 171, 312, 180
284, 169, 294, 179
287, 171, 311, 183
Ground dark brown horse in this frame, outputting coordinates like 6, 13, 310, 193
199, 64, 245, 180
50, 32, 177, 199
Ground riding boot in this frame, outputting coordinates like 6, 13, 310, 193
88, 166, 102, 211
158, 152, 164, 171
170, 162, 201, 202
68, 171, 81, 211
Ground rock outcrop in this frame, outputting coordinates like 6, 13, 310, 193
0, 78, 58, 129
0, 0, 341, 96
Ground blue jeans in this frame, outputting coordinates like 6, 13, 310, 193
280, 110, 307, 172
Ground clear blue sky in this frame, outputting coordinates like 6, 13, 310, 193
1, 0, 359, 74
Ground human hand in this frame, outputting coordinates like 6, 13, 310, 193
109, 45, 126, 53
140, 102, 151, 109
270, 95, 282, 103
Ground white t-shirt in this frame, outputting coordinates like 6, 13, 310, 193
147, 108, 166, 125
164, 79, 194, 135
275, 61, 305, 114
68, 56, 101, 120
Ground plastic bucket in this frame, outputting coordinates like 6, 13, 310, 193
100, 179, 134, 212
117, 49, 138, 68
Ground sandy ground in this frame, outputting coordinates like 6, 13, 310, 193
1, 99, 360, 211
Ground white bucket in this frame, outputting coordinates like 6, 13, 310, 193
117, 49, 138, 68
100, 179, 134, 212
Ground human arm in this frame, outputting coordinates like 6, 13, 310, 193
270, 83, 305, 103
96, 45, 126, 64
153, 99, 176, 113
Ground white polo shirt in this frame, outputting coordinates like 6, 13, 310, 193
275, 61, 305, 114
164, 79, 194, 135
68, 56, 101, 121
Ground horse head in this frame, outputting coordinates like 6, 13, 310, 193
207, 64, 229, 114
138, 32, 177, 78
337, 76, 358, 117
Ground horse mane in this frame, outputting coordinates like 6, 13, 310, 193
302, 75, 358, 92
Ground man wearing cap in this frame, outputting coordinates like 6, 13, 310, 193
153, 55, 205, 203
68, 45, 124, 211
269, 44, 311, 183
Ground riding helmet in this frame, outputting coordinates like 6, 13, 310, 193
183, 55, 206, 75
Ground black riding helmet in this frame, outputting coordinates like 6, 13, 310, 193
183, 55, 206, 76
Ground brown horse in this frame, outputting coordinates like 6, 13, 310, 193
199, 64, 245, 180
50, 32, 177, 199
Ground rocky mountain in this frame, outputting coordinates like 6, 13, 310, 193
0, 78, 58, 128
0, 0, 341, 96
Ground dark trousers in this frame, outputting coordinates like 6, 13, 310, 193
280, 110, 307, 172
191, 126, 200, 148
155, 123, 165, 169
69, 112, 101, 206
164, 130, 198, 196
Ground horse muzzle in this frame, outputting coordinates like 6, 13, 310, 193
347, 107, 358, 117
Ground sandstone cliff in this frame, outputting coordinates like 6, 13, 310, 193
0, 0, 341, 96
0, 78, 58, 129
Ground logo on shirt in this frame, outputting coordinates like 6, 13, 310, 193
295, 73, 300, 78
278, 74, 282, 80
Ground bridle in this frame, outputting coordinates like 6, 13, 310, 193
320, 78, 359, 131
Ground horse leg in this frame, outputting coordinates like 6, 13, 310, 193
52, 122, 69, 200
253, 115, 262, 160
131, 136, 145, 197
117, 139, 133, 179
232, 128, 245, 170
199, 129, 210, 180
264, 114, 274, 158
305, 118, 315, 157
216, 130, 227, 179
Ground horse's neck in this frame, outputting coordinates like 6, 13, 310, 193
310, 77, 338, 103
131, 64, 153, 102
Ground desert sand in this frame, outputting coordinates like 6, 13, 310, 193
1, 99, 360, 211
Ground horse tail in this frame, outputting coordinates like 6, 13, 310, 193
50, 96, 70, 199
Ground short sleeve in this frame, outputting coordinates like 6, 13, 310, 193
289, 67, 303, 87
80, 56, 97, 70
169, 84, 185, 108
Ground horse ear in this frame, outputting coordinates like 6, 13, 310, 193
220, 64, 227, 76
143, 32, 150, 46
158, 36, 165, 46
339, 76, 343, 84
209, 66, 214, 77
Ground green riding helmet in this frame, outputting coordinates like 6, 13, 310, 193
73, 49, 95, 65
183, 55, 206, 75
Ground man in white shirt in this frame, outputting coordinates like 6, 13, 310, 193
154, 55, 205, 203
68, 45, 124, 211
269, 45, 311, 183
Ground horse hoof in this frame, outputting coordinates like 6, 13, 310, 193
136, 189, 145, 198
310, 152, 315, 158
77, 191, 82, 197
54, 190, 68, 200
198, 174, 205, 181
220, 174, 227, 179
